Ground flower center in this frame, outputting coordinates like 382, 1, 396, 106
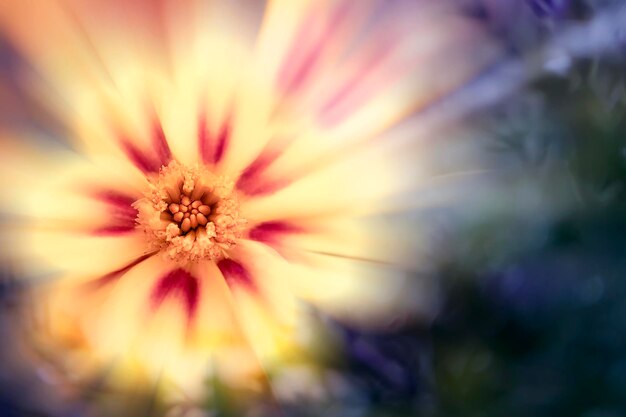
134, 161, 245, 263
168, 196, 211, 233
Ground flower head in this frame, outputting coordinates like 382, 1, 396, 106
0, 0, 499, 400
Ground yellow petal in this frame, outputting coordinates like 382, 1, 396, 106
288, 251, 440, 329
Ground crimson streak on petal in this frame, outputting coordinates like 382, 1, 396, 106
93, 190, 137, 210
239, 176, 293, 197
235, 133, 302, 197
91, 190, 138, 236
93, 224, 137, 236
277, 0, 353, 95
236, 151, 296, 196
317, 36, 395, 127
248, 221, 306, 261
235, 148, 280, 193
87, 251, 156, 289
150, 268, 200, 323
217, 259, 256, 291
119, 120, 173, 174
198, 109, 234, 165
152, 118, 173, 167
248, 221, 303, 245
120, 137, 162, 174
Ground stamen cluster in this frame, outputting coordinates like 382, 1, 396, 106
169, 196, 211, 233
134, 161, 246, 263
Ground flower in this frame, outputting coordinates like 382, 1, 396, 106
0, 0, 499, 400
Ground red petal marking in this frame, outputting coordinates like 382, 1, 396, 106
198, 113, 210, 164
152, 119, 173, 167
237, 154, 274, 185
235, 148, 280, 192
248, 221, 303, 245
236, 133, 299, 196
87, 252, 156, 289
318, 37, 395, 127
91, 190, 138, 235
248, 221, 306, 261
92, 225, 136, 236
198, 109, 234, 165
120, 137, 162, 174
118, 119, 173, 173
217, 259, 256, 291
94, 190, 137, 210
150, 268, 200, 322
277, 0, 353, 95
213, 113, 232, 164
238, 177, 293, 197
